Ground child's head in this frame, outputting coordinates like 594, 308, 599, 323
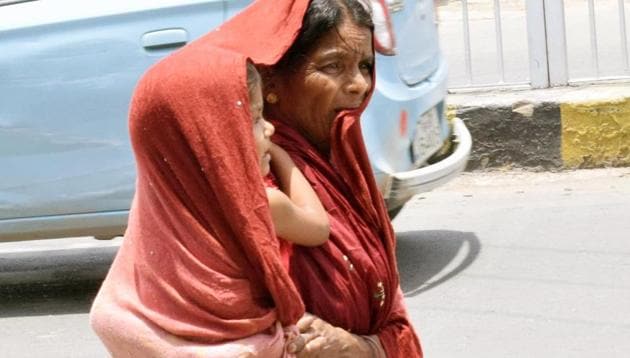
247, 62, 275, 176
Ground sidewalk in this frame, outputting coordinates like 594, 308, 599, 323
436, 0, 630, 172
448, 83, 630, 171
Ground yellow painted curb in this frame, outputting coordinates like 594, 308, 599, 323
561, 98, 630, 168
446, 105, 458, 121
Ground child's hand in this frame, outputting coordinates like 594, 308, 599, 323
265, 142, 330, 247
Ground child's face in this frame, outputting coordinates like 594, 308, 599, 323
250, 81, 275, 176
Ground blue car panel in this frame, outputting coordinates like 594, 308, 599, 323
0, 0, 470, 241
1, 0, 224, 219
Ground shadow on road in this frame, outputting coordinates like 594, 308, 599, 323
0, 280, 101, 318
0, 230, 480, 317
397, 230, 481, 297
0, 246, 116, 318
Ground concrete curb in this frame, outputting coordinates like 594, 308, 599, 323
447, 83, 630, 171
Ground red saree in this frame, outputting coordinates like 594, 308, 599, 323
272, 121, 423, 358
90, 42, 304, 355
199, 0, 424, 356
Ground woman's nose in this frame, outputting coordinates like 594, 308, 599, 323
263, 119, 275, 137
345, 70, 370, 96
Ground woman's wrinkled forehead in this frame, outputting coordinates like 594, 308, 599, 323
308, 20, 373, 62
274, 0, 373, 70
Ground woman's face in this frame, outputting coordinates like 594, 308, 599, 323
250, 81, 275, 176
269, 19, 374, 153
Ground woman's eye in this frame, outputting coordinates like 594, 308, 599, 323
321, 62, 342, 74
360, 62, 373, 73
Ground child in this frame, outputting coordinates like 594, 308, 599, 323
90, 50, 308, 357
246, 63, 330, 248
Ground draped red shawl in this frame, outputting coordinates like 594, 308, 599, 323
91, 39, 305, 350
198, 0, 423, 356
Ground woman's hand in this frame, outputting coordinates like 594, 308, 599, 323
288, 313, 381, 358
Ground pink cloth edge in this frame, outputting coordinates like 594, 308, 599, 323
91, 291, 297, 358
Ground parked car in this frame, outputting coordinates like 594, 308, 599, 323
0, 0, 471, 241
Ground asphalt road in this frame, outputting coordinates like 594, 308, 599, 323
396, 168, 630, 357
1, 168, 629, 357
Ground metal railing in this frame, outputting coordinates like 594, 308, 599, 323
438, 0, 630, 89
577, 0, 630, 81
619, 0, 630, 73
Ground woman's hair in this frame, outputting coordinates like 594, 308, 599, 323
276, 0, 374, 71
246, 61, 262, 96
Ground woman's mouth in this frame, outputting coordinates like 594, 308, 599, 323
334, 106, 361, 113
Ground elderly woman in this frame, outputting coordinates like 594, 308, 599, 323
91, 0, 422, 357
216, 0, 423, 357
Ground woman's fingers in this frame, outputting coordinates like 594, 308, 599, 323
305, 336, 327, 350
287, 332, 321, 354
300, 331, 319, 345
296, 336, 328, 358
308, 316, 330, 331
296, 313, 317, 332
291, 315, 325, 356
286, 334, 306, 354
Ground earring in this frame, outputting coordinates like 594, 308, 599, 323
266, 93, 279, 104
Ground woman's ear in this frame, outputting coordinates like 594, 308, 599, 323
263, 80, 277, 95
256, 66, 276, 91
258, 67, 282, 105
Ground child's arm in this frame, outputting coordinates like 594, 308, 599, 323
266, 143, 330, 246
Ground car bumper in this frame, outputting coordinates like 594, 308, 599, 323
0, 211, 127, 242
382, 118, 472, 209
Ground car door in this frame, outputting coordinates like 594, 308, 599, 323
0, 0, 225, 225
